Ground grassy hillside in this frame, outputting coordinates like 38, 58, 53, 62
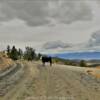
0, 52, 14, 71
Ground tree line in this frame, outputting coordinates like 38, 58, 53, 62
6, 45, 42, 61
6, 45, 87, 67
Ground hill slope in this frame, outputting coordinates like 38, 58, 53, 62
0, 52, 14, 71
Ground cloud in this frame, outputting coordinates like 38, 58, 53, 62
0, 0, 49, 26
42, 40, 72, 50
0, 0, 93, 26
87, 30, 100, 47
41, 30, 100, 53
48, 0, 92, 24
0, 0, 98, 53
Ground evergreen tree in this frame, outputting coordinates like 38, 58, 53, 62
10, 46, 19, 60
7, 45, 11, 57
24, 47, 36, 61
37, 53, 42, 60
18, 48, 23, 59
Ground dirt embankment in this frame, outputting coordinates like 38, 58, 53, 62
0, 53, 26, 98
0, 52, 14, 71
0, 62, 25, 97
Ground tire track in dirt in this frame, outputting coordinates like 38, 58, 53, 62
0, 61, 29, 100
45, 66, 74, 99
24, 65, 75, 99
0, 63, 25, 97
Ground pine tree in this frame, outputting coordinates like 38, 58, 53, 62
24, 47, 36, 61
18, 48, 23, 59
10, 46, 19, 60
37, 53, 42, 60
7, 45, 11, 57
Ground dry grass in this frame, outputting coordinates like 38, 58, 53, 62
0, 52, 14, 71
87, 68, 100, 78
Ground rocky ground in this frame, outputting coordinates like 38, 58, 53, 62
0, 61, 100, 100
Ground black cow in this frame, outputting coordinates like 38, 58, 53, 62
41, 56, 52, 66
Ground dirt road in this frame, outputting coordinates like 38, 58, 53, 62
1, 62, 100, 100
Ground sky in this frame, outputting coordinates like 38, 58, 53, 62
0, 0, 100, 53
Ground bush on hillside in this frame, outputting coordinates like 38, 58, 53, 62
79, 60, 87, 67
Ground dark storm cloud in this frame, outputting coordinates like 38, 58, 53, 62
0, 0, 93, 26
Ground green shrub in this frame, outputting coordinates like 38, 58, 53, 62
79, 60, 87, 67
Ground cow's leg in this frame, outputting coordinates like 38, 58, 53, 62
50, 61, 52, 66
43, 62, 45, 66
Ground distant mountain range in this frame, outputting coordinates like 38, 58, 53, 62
49, 52, 100, 60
